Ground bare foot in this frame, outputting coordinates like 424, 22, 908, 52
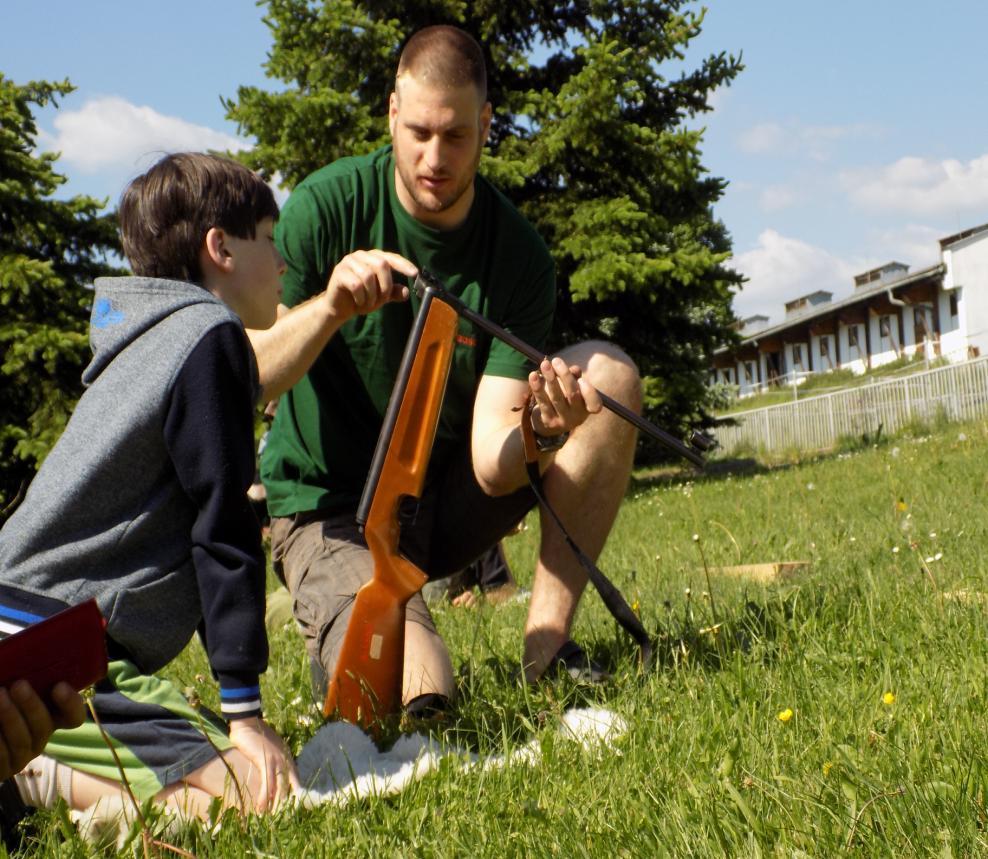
451, 590, 479, 608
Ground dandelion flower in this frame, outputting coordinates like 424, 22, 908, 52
883, 692, 895, 706
896, 499, 908, 512
777, 708, 794, 723
823, 761, 834, 776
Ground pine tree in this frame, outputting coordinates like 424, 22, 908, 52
225, 1, 743, 453
0, 76, 122, 514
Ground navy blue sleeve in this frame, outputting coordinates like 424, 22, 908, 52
163, 321, 267, 720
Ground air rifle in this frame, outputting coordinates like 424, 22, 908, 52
323, 273, 710, 731
321, 288, 458, 730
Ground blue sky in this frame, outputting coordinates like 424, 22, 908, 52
4, 1, 987, 324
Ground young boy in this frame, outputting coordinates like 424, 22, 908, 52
0, 153, 299, 823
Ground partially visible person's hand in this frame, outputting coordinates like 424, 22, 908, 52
325, 250, 418, 322
49, 681, 86, 730
228, 716, 300, 812
528, 357, 603, 439
0, 680, 84, 780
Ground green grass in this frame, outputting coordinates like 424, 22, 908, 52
14, 419, 988, 856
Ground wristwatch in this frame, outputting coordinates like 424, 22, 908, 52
533, 429, 570, 453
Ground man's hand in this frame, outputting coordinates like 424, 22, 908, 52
326, 250, 418, 323
248, 249, 419, 401
0, 680, 85, 781
528, 356, 603, 438
228, 716, 301, 813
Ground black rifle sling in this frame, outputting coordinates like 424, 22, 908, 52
520, 399, 654, 670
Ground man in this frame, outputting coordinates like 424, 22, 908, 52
249, 25, 641, 713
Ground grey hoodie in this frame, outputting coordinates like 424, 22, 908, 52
0, 276, 267, 716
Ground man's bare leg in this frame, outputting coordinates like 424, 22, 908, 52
402, 621, 455, 704
522, 341, 641, 681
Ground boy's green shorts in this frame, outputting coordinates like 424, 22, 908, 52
45, 660, 232, 802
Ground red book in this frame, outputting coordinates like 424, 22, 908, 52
0, 599, 108, 705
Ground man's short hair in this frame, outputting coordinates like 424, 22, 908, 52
396, 25, 487, 100
119, 153, 278, 284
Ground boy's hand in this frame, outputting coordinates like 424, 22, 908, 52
0, 680, 85, 780
228, 716, 301, 812
326, 250, 417, 323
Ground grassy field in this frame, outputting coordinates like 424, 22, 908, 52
16, 419, 988, 856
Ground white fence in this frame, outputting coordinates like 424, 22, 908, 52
712, 356, 988, 456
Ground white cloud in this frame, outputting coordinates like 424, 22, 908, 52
842, 153, 988, 216
759, 184, 797, 212
705, 83, 731, 114
868, 223, 943, 269
738, 120, 878, 161
738, 122, 785, 154
269, 171, 291, 207
729, 230, 865, 322
45, 96, 248, 174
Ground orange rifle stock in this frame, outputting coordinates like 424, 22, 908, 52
322, 288, 457, 730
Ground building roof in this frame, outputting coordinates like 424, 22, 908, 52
786, 289, 833, 304
940, 222, 988, 251
730, 262, 944, 347
853, 261, 909, 288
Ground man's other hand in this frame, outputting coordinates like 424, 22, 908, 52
528, 356, 603, 438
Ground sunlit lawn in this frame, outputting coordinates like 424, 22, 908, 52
18, 419, 988, 856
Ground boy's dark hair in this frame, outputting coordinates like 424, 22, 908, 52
397, 25, 487, 101
119, 153, 278, 284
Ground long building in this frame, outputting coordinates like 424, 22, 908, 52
711, 222, 988, 397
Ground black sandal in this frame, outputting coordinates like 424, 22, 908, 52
550, 640, 610, 684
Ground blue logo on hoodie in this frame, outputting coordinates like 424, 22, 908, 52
92, 298, 125, 329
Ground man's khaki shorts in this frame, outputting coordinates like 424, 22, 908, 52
270, 444, 536, 692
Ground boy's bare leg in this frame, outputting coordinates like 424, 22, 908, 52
521, 342, 641, 681
67, 748, 271, 818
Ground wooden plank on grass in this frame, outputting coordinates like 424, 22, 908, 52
709, 561, 810, 582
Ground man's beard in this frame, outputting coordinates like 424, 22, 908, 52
394, 145, 481, 215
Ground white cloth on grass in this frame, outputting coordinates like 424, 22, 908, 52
295, 707, 626, 806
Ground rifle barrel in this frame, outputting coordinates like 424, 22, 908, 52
357, 289, 437, 526
414, 272, 705, 467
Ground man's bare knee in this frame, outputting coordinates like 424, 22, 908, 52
558, 340, 642, 412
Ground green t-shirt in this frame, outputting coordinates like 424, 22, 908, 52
262, 145, 555, 517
